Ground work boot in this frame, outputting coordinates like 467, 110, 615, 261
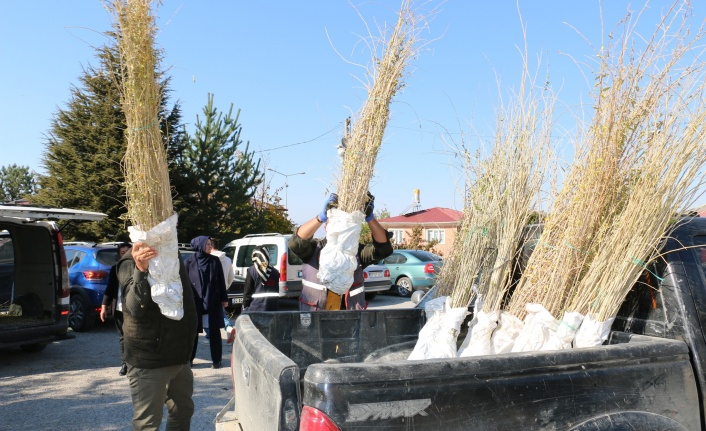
119, 362, 127, 376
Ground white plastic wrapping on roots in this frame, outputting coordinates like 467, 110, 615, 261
491, 312, 524, 354
458, 310, 498, 357
318, 208, 365, 295
541, 311, 584, 351
128, 212, 184, 320
511, 303, 557, 353
573, 313, 615, 348
408, 296, 468, 360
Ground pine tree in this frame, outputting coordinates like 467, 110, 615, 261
33, 43, 185, 242
178, 93, 263, 241
0, 164, 38, 202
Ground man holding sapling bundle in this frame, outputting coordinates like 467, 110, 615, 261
290, 192, 393, 311
116, 243, 198, 430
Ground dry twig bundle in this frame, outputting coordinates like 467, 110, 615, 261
111, 0, 172, 229
437, 57, 554, 311
507, 1, 704, 320
337, 0, 428, 212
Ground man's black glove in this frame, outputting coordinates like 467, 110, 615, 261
318, 193, 338, 223
364, 192, 375, 222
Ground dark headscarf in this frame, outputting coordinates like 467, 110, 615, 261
190, 236, 212, 272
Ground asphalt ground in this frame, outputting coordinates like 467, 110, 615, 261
0, 294, 412, 431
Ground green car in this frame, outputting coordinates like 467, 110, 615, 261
379, 249, 443, 297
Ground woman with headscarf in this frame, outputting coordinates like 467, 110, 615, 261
184, 236, 228, 368
243, 246, 281, 312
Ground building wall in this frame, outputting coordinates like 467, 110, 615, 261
384, 224, 458, 257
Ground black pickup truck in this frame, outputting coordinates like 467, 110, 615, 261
217, 217, 706, 431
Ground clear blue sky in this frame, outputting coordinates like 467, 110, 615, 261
2, 1, 704, 228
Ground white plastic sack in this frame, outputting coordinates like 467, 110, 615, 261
128, 212, 183, 320
408, 296, 446, 360
457, 293, 484, 352
573, 313, 615, 348
491, 312, 524, 354
541, 311, 584, 351
511, 303, 557, 352
458, 310, 498, 357
408, 296, 468, 360
318, 208, 365, 295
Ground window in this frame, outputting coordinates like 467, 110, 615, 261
426, 229, 445, 245
389, 229, 404, 245
236, 244, 278, 267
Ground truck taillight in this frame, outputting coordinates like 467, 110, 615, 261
363, 271, 368, 279
83, 270, 108, 281
424, 263, 436, 274
280, 252, 287, 282
300, 406, 340, 431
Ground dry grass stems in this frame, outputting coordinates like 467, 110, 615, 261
437, 51, 554, 312
569, 50, 706, 320
507, 1, 705, 321
336, 0, 432, 212
110, 0, 172, 230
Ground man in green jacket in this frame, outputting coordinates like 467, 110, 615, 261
116, 243, 198, 431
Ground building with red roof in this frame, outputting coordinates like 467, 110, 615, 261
378, 206, 462, 256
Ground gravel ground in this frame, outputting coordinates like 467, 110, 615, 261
0, 319, 234, 431
0, 295, 411, 431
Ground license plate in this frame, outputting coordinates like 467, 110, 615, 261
231, 297, 243, 305
368, 271, 382, 278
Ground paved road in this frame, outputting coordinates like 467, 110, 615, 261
0, 293, 412, 431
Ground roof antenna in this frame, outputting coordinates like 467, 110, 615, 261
400, 189, 422, 215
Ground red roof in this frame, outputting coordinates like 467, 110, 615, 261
695, 203, 706, 217
379, 207, 463, 224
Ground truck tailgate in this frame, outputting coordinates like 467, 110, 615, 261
231, 314, 300, 431
303, 334, 699, 430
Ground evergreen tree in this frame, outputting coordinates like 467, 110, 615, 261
0, 164, 38, 202
178, 94, 263, 241
33, 43, 185, 242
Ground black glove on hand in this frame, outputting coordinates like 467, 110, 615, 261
318, 193, 338, 223
364, 192, 375, 222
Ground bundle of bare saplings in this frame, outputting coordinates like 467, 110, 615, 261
413, 0, 706, 359
110, 0, 184, 319
317, 0, 434, 309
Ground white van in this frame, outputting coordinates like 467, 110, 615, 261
222, 233, 303, 302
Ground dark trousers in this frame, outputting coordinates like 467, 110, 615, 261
190, 318, 222, 365
126, 362, 194, 431
114, 310, 124, 362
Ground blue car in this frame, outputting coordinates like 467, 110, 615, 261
63, 243, 122, 332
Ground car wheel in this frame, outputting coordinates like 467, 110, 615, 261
365, 292, 377, 301
70, 291, 96, 332
395, 277, 413, 297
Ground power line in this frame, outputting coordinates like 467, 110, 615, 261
256, 123, 342, 153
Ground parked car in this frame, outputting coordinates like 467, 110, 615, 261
0, 205, 105, 351
64, 243, 122, 332
362, 264, 391, 300
222, 234, 304, 308
380, 249, 443, 296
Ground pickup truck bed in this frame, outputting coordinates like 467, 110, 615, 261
222, 217, 706, 430
229, 310, 699, 430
